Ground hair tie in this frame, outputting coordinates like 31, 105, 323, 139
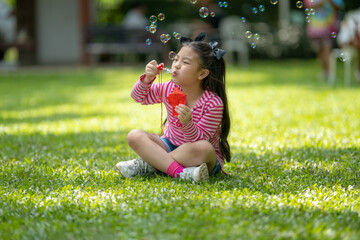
209, 41, 226, 60
180, 32, 207, 44
179, 32, 226, 60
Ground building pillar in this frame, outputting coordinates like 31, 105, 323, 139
16, 0, 37, 65
279, 0, 290, 30
79, 0, 91, 65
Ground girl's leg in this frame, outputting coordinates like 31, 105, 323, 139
169, 141, 217, 173
127, 129, 176, 172
127, 129, 217, 173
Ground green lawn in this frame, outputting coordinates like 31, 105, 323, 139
1, 60, 359, 240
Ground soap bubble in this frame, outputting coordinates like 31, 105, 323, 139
331, 32, 337, 38
296, 1, 303, 8
252, 7, 258, 14
160, 34, 168, 44
254, 33, 260, 40
199, 7, 209, 18
158, 13, 165, 21
149, 26, 157, 34
150, 22, 157, 28
166, 34, 171, 41
149, 15, 157, 23
241, 17, 247, 23
251, 43, 257, 49
169, 51, 176, 60
210, 12, 216, 17
218, 1, 223, 7
146, 39, 152, 46
310, 8, 315, 15
339, 52, 348, 62
145, 26, 150, 32
173, 32, 181, 39
305, 16, 311, 23
245, 31, 252, 39
270, 0, 278, 4
190, 0, 197, 4
223, 1, 228, 8
259, 5, 265, 12
305, 8, 310, 15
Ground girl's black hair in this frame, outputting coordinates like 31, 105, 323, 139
181, 40, 231, 163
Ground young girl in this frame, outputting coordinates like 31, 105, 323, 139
116, 32, 231, 182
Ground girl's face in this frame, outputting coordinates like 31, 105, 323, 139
171, 46, 206, 88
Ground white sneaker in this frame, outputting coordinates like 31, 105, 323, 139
115, 158, 156, 178
179, 163, 209, 182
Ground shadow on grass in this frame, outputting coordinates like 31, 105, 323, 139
0, 130, 131, 164
215, 146, 360, 192
2, 128, 358, 196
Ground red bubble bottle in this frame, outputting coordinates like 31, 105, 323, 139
167, 87, 187, 116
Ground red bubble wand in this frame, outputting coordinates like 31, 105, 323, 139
157, 63, 187, 134
157, 63, 165, 135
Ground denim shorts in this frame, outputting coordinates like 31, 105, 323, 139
160, 137, 221, 176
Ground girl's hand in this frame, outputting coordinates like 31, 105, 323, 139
175, 104, 192, 125
144, 60, 163, 83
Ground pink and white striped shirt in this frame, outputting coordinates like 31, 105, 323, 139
131, 75, 225, 166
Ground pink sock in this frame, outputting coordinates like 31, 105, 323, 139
166, 161, 184, 178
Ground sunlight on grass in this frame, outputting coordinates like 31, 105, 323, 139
1, 60, 360, 239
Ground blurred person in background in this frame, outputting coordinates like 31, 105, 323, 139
304, 0, 344, 80
122, 1, 148, 30
0, 0, 16, 62
192, 0, 223, 42
337, 8, 360, 83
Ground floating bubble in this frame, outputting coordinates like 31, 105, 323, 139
310, 8, 315, 15
158, 13, 165, 21
199, 7, 209, 18
245, 31, 252, 39
223, 1, 228, 8
146, 39, 152, 46
190, 0, 197, 4
173, 32, 181, 39
169, 51, 176, 60
145, 26, 150, 32
270, 0, 278, 4
305, 8, 310, 15
166, 34, 171, 41
210, 12, 216, 17
150, 22, 157, 28
339, 52, 348, 62
259, 5, 265, 12
252, 7, 258, 14
305, 16, 311, 23
296, 1, 303, 8
149, 15, 157, 23
218, 1, 223, 7
331, 32, 337, 39
251, 43, 257, 49
254, 33, 260, 40
241, 17, 247, 23
149, 26, 157, 34
160, 34, 168, 44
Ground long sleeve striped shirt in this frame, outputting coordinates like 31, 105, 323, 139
131, 75, 224, 166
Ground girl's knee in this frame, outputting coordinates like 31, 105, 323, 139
192, 140, 215, 157
127, 129, 146, 148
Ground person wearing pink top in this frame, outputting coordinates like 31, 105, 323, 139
116, 32, 231, 182
304, 0, 344, 80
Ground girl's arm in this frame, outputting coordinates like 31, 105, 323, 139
131, 75, 163, 105
178, 101, 224, 142
131, 60, 163, 105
